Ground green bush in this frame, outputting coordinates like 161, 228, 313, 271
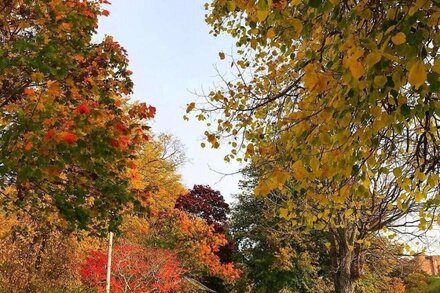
404, 272, 429, 293
428, 276, 440, 293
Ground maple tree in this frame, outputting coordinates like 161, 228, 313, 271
146, 208, 240, 283
176, 185, 236, 290
176, 184, 230, 232
120, 137, 240, 288
81, 244, 185, 293
188, 0, 440, 292
0, 0, 154, 231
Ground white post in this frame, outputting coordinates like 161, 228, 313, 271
105, 231, 114, 293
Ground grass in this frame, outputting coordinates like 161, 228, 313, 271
428, 276, 440, 293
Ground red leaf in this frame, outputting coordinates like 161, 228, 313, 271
147, 105, 156, 118
24, 142, 33, 151
43, 130, 57, 143
75, 102, 91, 115
114, 123, 127, 133
61, 132, 77, 144
24, 88, 35, 95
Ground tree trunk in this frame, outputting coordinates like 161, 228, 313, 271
330, 230, 362, 293
334, 268, 354, 293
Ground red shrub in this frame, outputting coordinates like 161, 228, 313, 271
81, 245, 185, 292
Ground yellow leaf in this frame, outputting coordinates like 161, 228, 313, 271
373, 75, 387, 88
290, 18, 303, 35
310, 157, 319, 172
279, 208, 289, 219
186, 102, 196, 113
433, 59, 440, 74
292, 160, 309, 181
415, 169, 426, 181
408, 61, 427, 90
365, 52, 382, 68
47, 80, 61, 97
340, 185, 350, 198
344, 209, 354, 217
31, 72, 45, 82
246, 143, 255, 156
391, 32, 406, 45
393, 167, 402, 177
251, 39, 258, 49
61, 22, 72, 30
272, 167, 290, 188
370, 105, 382, 117
257, 10, 269, 22
414, 192, 425, 202
227, 0, 236, 11
266, 27, 276, 39
349, 60, 364, 79
255, 180, 271, 196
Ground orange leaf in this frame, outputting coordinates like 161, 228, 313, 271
24, 142, 33, 151
24, 88, 35, 95
75, 102, 91, 114
61, 132, 77, 144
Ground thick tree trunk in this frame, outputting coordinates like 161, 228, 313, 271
330, 229, 363, 293
334, 268, 355, 293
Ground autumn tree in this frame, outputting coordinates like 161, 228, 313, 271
145, 208, 240, 283
81, 244, 185, 293
176, 185, 236, 291
0, 214, 83, 292
231, 168, 416, 292
130, 134, 187, 212
119, 136, 240, 288
188, 1, 440, 292
0, 0, 154, 232
230, 181, 332, 292
176, 185, 230, 232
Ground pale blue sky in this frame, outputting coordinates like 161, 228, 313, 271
97, 0, 242, 202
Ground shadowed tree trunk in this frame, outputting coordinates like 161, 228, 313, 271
330, 228, 363, 293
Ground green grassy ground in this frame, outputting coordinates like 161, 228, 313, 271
428, 276, 440, 293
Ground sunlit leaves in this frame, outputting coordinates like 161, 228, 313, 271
0, 0, 155, 232
197, 1, 440, 272
292, 160, 308, 181
365, 52, 382, 69
391, 32, 406, 45
408, 61, 427, 90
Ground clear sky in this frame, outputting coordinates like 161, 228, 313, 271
97, 0, 242, 202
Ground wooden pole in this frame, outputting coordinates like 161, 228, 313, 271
105, 231, 114, 293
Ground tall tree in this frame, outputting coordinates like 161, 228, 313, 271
230, 189, 332, 292
176, 185, 235, 291
121, 140, 240, 288
0, 0, 154, 231
176, 185, 230, 233
189, 1, 439, 292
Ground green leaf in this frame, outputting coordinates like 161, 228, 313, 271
308, 0, 322, 8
